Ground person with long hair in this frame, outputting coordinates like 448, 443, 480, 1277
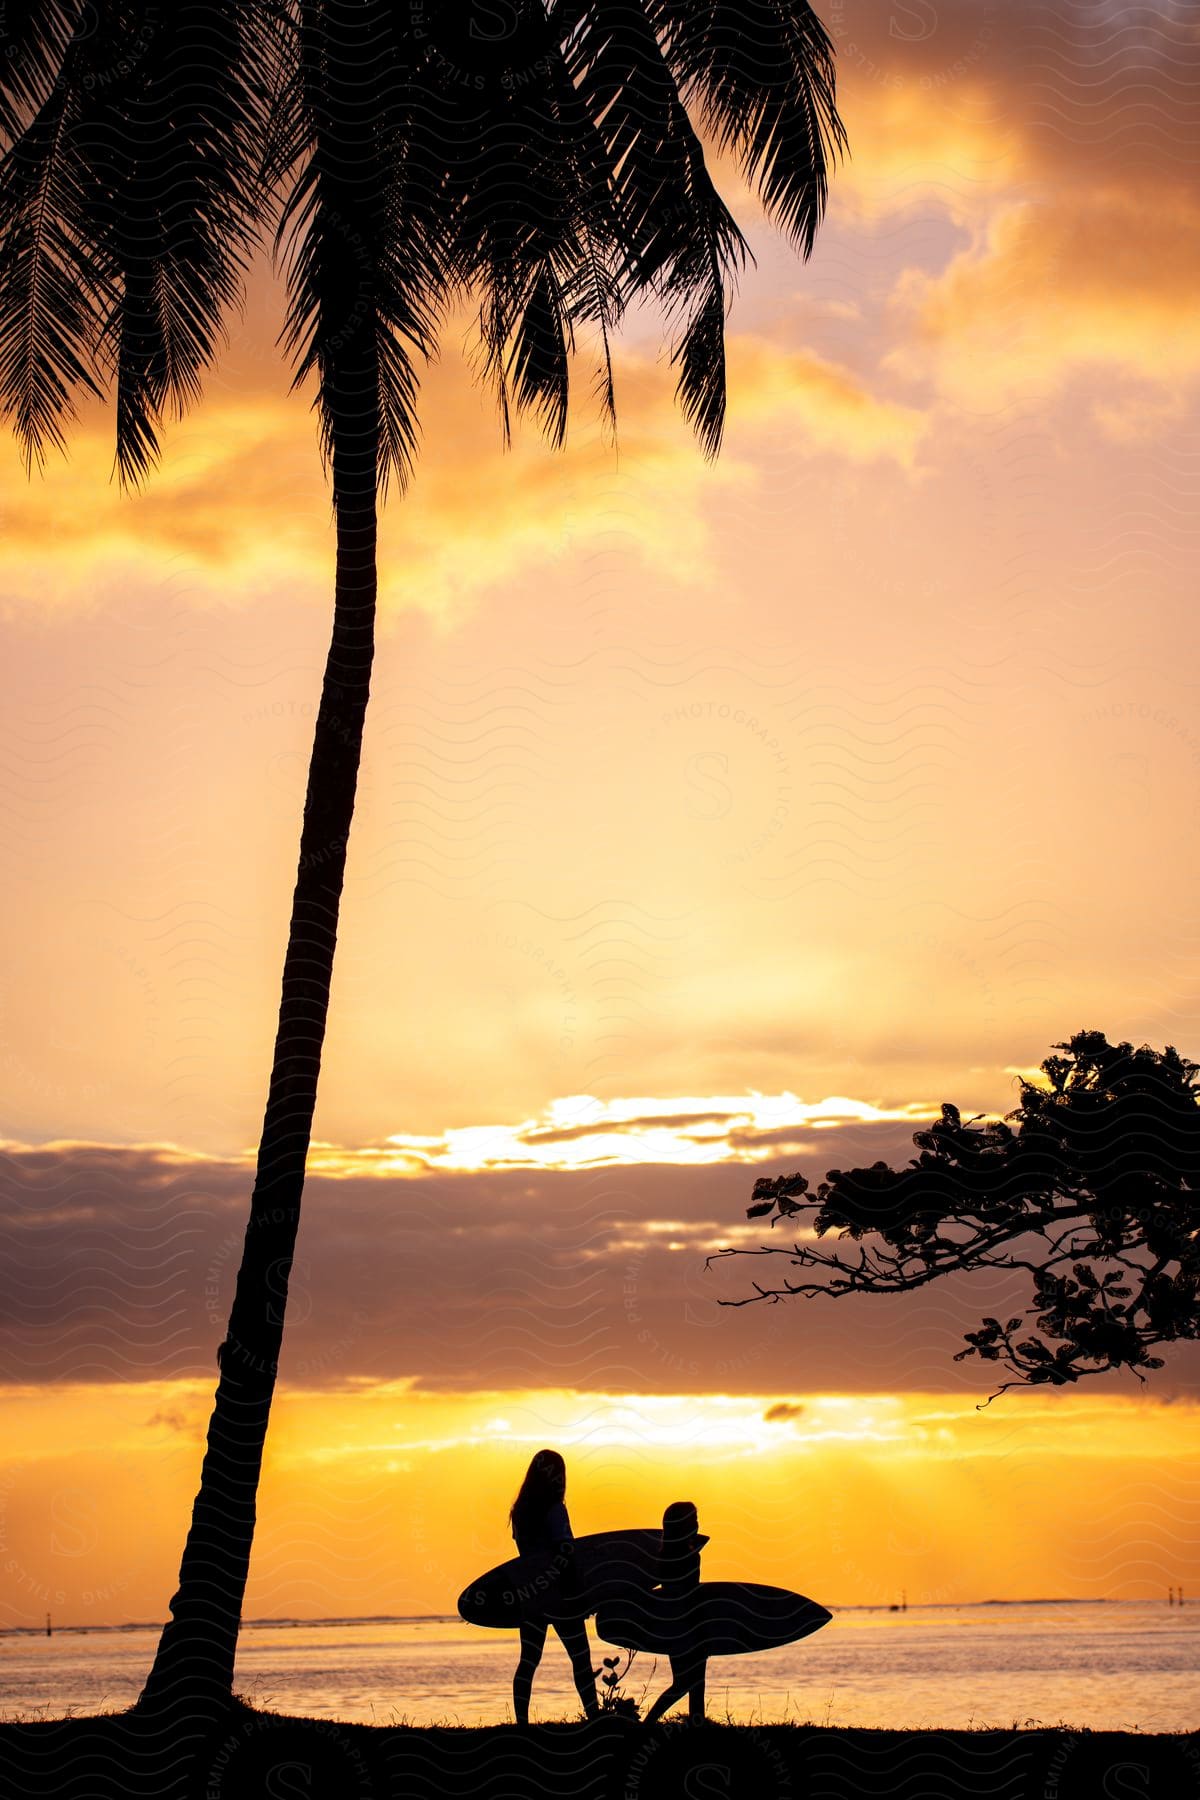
643, 1499, 710, 1725
508, 1448, 600, 1725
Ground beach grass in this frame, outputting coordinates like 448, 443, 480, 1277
2, 1697, 1197, 1800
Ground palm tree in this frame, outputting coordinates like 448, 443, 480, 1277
0, 0, 845, 1726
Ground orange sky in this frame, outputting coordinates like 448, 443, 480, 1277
2, 2, 1199, 1630
3, 1381, 1197, 1626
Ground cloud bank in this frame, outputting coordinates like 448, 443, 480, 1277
4, 1114, 1197, 1398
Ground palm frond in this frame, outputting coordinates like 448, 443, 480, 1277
561, 218, 624, 438
0, 65, 107, 469
507, 263, 573, 449
527, 31, 626, 442
97, 2, 277, 483
452, 9, 625, 450
555, 0, 748, 453
649, 0, 847, 254
0, 2, 278, 483
670, 269, 726, 455
0, 0, 84, 146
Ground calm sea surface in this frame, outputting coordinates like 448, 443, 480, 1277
1, 1603, 1195, 1733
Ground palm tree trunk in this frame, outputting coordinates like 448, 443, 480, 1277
138, 363, 379, 1722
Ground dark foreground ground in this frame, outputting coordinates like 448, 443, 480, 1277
2, 1706, 1198, 1800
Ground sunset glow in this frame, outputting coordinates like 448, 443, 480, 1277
3, 0, 1198, 1675
4, 1381, 1196, 1628
303, 1091, 942, 1176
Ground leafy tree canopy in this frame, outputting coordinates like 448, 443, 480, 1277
713, 1031, 1200, 1398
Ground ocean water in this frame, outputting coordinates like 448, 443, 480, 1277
1, 1602, 1196, 1733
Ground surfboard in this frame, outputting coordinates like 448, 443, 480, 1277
595, 1582, 832, 1658
458, 1529, 662, 1629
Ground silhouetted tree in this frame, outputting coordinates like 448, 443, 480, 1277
714, 1032, 1200, 1398
0, 0, 845, 1725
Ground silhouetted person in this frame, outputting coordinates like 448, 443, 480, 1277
509, 1449, 599, 1725
644, 1500, 710, 1725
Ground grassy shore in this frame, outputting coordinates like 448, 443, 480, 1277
2, 1702, 1198, 1800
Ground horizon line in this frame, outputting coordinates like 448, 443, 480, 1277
4, 1596, 1183, 1637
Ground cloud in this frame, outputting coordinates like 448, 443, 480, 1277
0, 339, 721, 625
763, 1401, 806, 1423
4, 1125, 1197, 1400
798, 0, 1200, 432
0, 311, 920, 629
144, 1406, 190, 1434
523, 1110, 742, 1147
319, 1090, 939, 1176
727, 337, 927, 466
886, 188, 1200, 418
823, 0, 1200, 193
